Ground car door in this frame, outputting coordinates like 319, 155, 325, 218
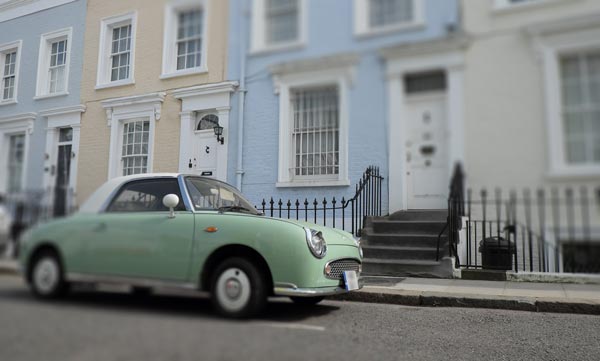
82, 178, 195, 281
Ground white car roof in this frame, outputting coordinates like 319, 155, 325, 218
78, 173, 180, 214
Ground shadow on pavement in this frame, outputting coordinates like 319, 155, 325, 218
0, 284, 340, 322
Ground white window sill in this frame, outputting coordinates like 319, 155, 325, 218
33, 91, 69, 100
249, 41, 305, 57
95, 79, 135, 90
546, 166, 600, 180
355, 21, 425, 39
492, 0, 570, 15
276, 179, 351, 188
160, 67, 208, 80
0, 99, 17, 106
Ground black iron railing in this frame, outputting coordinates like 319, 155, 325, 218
462, 186, 599, 273
438, 164, 600, 273
257, 166, 385, 236
437, 163, 465, 266
3, 187, 77, 243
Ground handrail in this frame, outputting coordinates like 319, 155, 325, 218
437, 163, 465, 265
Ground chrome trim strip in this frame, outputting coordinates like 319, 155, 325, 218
66, 273, 198, 290
177, 175, 194, 212
273, 284, 363, 297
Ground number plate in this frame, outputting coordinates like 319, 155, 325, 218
343, 271, 359, 291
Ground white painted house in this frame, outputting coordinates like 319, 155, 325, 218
454, 0, 600, 273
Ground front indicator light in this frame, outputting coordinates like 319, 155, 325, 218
324, 264, 332, 276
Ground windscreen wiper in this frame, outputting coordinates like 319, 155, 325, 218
217, 205, 255, 214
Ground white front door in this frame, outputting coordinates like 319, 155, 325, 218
405, 93, 449, 209
187, 130, 219, 178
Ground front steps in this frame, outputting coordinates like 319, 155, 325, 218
361, 210, 455, 278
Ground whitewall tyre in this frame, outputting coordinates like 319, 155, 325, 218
211, 257, 267, 318
31, 251, 67, 299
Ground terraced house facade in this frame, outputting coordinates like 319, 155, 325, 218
226, 0, 461, 213
76, 0, 233, 203
0, 0, 86, 216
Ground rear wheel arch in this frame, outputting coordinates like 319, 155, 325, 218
200, 245, 274, 294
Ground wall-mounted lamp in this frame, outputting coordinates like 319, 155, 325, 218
213, 125, 224, 145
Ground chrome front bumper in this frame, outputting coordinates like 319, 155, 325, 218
273, 282, 363, 297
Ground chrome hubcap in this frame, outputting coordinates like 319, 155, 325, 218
225, 278, 242, 299
33, 258, 59, 294
216, 268, 251, 312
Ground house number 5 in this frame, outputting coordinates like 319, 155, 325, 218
206, 146, 210, 154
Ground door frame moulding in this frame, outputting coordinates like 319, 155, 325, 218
382, 36, 468, 212
39, 105, 86, 209
172, 81, 238, 182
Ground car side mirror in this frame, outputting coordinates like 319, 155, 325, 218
162, 194, 180, 218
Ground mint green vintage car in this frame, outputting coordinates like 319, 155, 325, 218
19, 174, 363, 317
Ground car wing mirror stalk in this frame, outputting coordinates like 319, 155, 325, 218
162, 194, 180, 219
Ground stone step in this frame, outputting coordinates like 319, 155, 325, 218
371, 220, 447, 235
362, 245, 448, 260
388, 210, 448, 222
362, 257, 455, 278
361, 232, 448, 248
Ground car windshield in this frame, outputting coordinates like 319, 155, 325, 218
184, 177, 261, 215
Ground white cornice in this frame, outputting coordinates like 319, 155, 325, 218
101, 92, 166, 109
38, 104, 86, 118
524, 12, 600, 37
380, 33, 471, 60
0, 112, 36, 123
0, 112, 36, 134
102, 92, 166, 126
172, 81, 239, 99
0, 0, 77, 23
269, 53, 360, 76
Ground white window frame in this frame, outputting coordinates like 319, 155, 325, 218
0, 40, 22, 106
0, 112, 34, 194
35, 28, 72, 99
250, 0, 307, 54
161, 0, 209, 79
96, 12, 137, 90
102, 92, 165, 179
534, 26, 600, 178
493, 0, 568, 13
273, 67, 352, 187
354, 0, 424, 37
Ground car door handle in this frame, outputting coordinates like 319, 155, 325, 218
92, 223, 107, 233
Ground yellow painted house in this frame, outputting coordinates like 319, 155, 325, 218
78, 0, 236, 202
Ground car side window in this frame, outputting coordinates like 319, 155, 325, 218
106, 179, 186, 213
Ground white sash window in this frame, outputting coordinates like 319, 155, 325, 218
291, 86, 340, 178
560, 51, 600, 165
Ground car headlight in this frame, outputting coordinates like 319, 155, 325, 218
304, 228, 327, 259
353, 237, 364, 259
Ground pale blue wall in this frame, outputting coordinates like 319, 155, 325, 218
0, 0, 87, 192
227, 0, 460, 213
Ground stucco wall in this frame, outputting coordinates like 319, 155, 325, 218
227, 0, 460, 211
462, 0, 600, 191
77, 0, 229, 202
461, 0, 600, 232
0, 0, 86, 191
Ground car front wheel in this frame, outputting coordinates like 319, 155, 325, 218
30, 250, 67, 298
211, 257, 267, 318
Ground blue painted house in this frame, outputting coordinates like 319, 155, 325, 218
0, 0, 86, 216
225, 0, 463, 215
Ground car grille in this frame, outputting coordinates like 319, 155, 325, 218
325, 259, 361, 280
